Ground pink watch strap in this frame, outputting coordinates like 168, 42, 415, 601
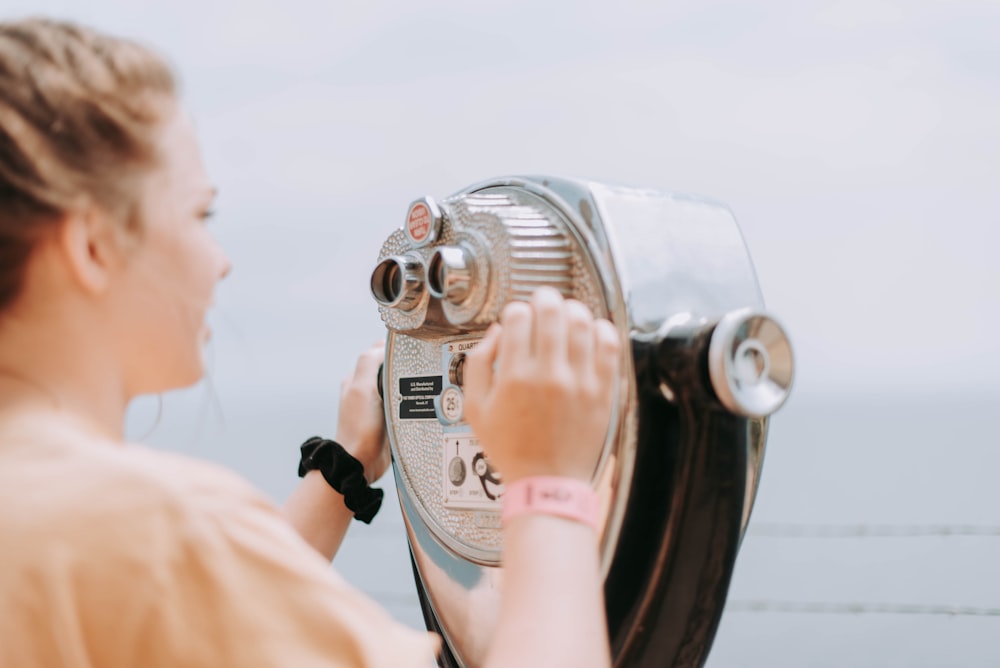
501, 476, 600, 531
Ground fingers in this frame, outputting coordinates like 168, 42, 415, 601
532, 287, 568, 364
593, 319, 620, 389
336, 343, 391, 480
497, 300, 532, 368
565, 299, 595, 369
352, 340, 385, 387
464, 323, 500, 423
498, 290, 614, 376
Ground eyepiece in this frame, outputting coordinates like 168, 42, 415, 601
372, 259, 402, 303
427, 245, 474, 304
370, 255, 425, 311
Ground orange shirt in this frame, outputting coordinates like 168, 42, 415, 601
0, 414, 438, 667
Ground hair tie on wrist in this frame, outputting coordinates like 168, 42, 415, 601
298, 436, 383, 523
501, 476, 599, 531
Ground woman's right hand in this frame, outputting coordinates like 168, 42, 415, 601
463, 287, 620, 484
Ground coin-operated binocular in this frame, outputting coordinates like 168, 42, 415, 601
370, 176, 793, 668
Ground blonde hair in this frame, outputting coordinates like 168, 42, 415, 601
0, 17, 177, 311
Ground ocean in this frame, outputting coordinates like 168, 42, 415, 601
135, 390, 1000, 667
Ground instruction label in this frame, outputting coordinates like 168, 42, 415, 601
443, 433, 504, 511
399, 376, 443, 396
398, 375, 442, 420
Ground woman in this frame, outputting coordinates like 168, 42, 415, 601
0, 17, 620, 667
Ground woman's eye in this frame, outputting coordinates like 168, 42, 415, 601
200, 208, 216, 222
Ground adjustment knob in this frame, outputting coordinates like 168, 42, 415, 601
708, 309, 794, 418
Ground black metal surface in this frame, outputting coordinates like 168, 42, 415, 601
603, 336, 748, 667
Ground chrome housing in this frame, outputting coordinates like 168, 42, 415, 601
372, 176, 794, 668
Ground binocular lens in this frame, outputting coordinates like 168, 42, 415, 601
427, 246, 473, 304
427, 252, 446, 297
370, 255, 425, 310
370, 257, 403, 305
383, 265, 402, 302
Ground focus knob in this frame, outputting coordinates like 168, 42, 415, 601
708, 309, 794, 418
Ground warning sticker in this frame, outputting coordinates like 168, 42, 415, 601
443, 434, 504, 511
407, 202, 432, 243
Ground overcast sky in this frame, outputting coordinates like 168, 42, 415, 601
7, 0, 999, 401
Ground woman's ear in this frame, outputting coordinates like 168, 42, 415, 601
56, 207, 123, 296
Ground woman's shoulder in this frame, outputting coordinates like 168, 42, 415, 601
0, 411, 440, 667
0, 409, 319, 596
0, 410, 275, 541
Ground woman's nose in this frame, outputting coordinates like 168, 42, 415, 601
218, 247, 232, 281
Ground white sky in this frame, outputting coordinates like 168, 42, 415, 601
7, 0, 999, 400
9, 7, 992, 660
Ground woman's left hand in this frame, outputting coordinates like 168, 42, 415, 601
335, 341, 391, 484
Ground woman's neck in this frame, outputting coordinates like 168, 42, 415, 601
0, 314, 127, 442
0, 373, 125, 442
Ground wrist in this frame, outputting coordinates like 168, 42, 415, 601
298, 436, 383, 523
501, 476, 600, 532
334, 432, 388, 484
333, 430, 364, 463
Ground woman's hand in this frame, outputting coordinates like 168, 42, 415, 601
465, 287, 619, 668
283, 342, 390, 561
463, 287, 620, 484
335, 341, 390, 484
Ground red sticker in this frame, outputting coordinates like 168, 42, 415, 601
407, 202, 432, 243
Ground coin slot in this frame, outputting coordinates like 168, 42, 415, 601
449, 353, 467, 387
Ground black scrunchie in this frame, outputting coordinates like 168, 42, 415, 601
298, 436, 383, 524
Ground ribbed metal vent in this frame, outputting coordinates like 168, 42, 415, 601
461, 192, 573, 300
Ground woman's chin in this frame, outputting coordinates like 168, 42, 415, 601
135, 357, 206, 395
